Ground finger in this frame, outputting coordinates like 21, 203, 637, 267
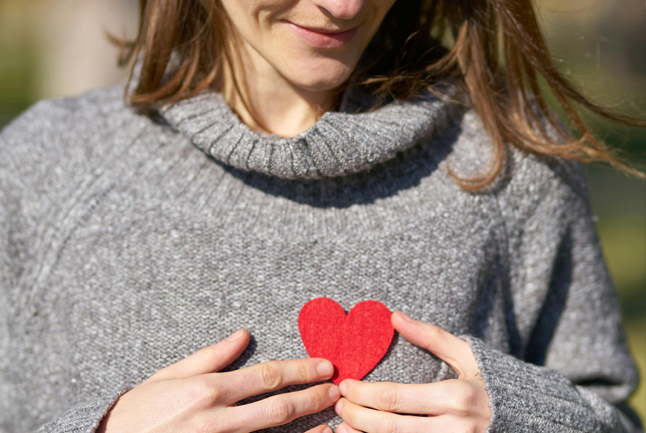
335, 398, 434, 433
216, 357, 335, 402
392, 312, 479, 378
228, 384, 340, 431
305, 425, 333, 433
340, 378, 461, 415
149, 329, 250, 382
336, 422, 362, 433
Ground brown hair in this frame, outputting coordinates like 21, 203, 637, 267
117, 0, 645, 189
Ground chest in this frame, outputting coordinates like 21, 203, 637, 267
9, 161, 518, 432
45, 180, 507, 392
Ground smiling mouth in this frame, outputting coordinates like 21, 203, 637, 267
287, 22, 360, 48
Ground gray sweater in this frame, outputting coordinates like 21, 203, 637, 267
0, 84, 641, 433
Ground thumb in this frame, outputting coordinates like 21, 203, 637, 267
148, 329, 250, 382
391, 312, 478, 378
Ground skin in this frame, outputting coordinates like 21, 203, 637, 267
99, 2, 492, 431
334, 312, 492, 433
98, 329, 340, 433
218, 0, 397, 137
98, 316, 491, 433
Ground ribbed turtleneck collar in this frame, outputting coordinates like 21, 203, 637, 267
159, 87, 457, 179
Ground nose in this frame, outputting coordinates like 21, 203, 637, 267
312, 0, 366, 20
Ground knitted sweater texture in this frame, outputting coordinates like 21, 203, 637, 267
0, 85, 641, 433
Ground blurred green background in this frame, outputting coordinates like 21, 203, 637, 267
1, 0, 644, 424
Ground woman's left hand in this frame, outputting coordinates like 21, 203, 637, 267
334, 312, 491, 433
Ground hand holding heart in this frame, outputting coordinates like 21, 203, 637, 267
99, 306, 490, 433
334, 312, 491, 433
98, 330, 339, 433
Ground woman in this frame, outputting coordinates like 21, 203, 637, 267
0, 0, 643, 432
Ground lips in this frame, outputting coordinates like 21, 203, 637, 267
288, 22, 359, 48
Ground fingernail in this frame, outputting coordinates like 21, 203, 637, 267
317, 360, 334, 378
329, 385, 341, 400
322, 427, 332, 433
397, 312, 414, 322
337, 425, 347, 433
227, 329, 244, 340
339, 380, 347, 395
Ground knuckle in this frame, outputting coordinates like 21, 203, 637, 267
190, 414, 234, 433
451, 384, 477, 416
190, 413, 215, 433
310, 387, 325, 411
257, 362, 283, 390
190, 377, 224, 406
377, 385, 400, 412
296, 360, 312, 382
377, 417, 399, 433
266, 400, 294, 424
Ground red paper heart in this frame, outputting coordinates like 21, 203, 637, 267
298, 298, 395, 385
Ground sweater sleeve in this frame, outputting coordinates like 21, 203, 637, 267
0, 95, 127, 433
467, 154, 642, 432
34, 394, 125, 433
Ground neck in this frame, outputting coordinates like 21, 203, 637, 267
221, 39, 337, 138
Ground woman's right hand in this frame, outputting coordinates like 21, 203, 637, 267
97, 329, 339, 433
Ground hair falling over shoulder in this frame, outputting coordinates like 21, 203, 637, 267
115, 0, 645, 190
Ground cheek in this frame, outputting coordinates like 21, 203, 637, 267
367, 0, 398, 36
219, 0, 285, 35
379, 0, 398, 10
376, 0, 398, 13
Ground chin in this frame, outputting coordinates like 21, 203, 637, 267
281, 56, 358, 93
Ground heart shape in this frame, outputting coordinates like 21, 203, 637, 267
298, 298, 395, 385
